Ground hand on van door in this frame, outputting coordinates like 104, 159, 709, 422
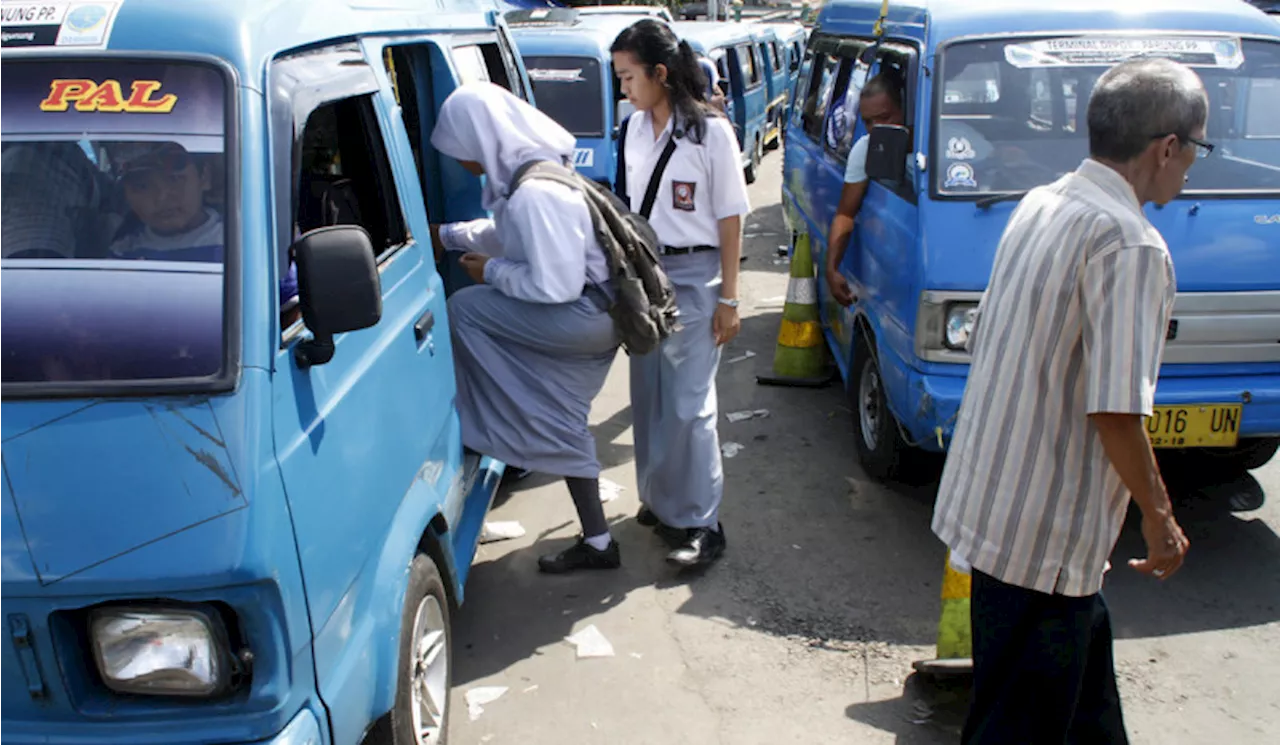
828, 272, 855, 307
429, 224, 445, 262
460, 252, 491, 283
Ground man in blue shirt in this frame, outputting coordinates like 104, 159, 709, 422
824, 74, 905, 306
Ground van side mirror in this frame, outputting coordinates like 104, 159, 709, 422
865, 125, 911, 186
293, 225, 382, 368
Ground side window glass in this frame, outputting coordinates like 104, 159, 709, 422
771, 42, 782, 70
479, 42, 515, 94
824, 58, 859, 158
801, 53, 835, 140
453, 45, 489, 86
494, 28, 530, 101
829, 59, 870, 161
750, 46, 762, 85
295, 97, 407, 263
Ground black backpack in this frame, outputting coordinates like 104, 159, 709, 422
509, 140, 680, 356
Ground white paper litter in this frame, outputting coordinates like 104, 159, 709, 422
757, 295, 787, 305
564, 624, 615, 659
630, 652, 644, 659
523, 685, 539, 694
599, 477, 625, 503
466, 686, 508, 721
773, 258, 791, 265
725, 350, 757, 365
479, 521, 526, 544
726, 409, 770, 423
721, 442, 745, 458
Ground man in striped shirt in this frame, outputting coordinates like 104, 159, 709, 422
931, 58, 1207, 744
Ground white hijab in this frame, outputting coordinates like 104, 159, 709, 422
431, 82, 576, 211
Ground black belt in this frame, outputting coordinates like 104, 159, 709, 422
582, 283, 612, 312
661, 245, 717, 256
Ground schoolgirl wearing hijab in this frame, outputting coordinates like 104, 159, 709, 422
431, 83, 622, 574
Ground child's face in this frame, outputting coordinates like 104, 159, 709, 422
121, 152, 210, 236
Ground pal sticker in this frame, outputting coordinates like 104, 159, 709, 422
1, 1, 122, 49
573, 148, 594, 168
946, 136, 976, 161
944, 162, 978, 189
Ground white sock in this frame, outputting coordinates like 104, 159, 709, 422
584, 533, 612, 551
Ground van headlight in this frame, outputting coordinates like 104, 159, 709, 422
90, 607, 233, 697
915, 291, 984, 362
944, 304, 979, 350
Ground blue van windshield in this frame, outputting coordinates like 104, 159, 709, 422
936, 36, 1280, 196
525, 56, 606, 138
1, 59, 229, 388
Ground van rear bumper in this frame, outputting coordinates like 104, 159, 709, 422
908, 371, 1280, 452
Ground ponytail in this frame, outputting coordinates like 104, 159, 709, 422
611, 20, 721, 144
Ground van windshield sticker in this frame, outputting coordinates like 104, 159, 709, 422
1, 1, 122, 49
1004, 37, 1245, 70
40, 78, 176, 113
529, 68, 585, 83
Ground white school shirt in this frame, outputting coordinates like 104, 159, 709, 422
440, 179, 609, 304
621, 111, 750, 249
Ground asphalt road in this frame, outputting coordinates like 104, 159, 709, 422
446, 151, 1280, 744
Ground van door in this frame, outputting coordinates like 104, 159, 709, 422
842, 44, 921, 402
734, 41, 769, 162
268, 46, 458, 740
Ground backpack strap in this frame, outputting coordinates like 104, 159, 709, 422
614, 114, 632, 203
639, 136, 677, 221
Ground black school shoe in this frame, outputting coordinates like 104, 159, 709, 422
667, 524, 727, 568
637, 506, 686, 546
538, 538, 621, 574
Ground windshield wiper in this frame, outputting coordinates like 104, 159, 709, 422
976, 191, 1028, 209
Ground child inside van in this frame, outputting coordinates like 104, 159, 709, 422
108, 142, 224, 263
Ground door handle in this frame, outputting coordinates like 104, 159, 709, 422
413, 309, 435, 343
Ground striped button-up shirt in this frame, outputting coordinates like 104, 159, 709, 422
932, 159, 1176, 598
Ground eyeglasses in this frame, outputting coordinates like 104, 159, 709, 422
1150, 133, 1215, 159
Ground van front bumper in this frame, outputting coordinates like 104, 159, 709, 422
251, 708, 326, 745
908, 371, 1280, 452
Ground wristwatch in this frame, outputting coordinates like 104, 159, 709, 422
718, 297, 740, 308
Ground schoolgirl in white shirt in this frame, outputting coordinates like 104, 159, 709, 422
611, 20, 751, 567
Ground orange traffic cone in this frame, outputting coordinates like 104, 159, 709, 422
757, 233, 834, 388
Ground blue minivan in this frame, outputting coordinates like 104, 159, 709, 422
782, 0, 1280, 484
0, 0, 537, 742
677, 20, 771, 183
511, 14, 640, 186
747, 24, 791, 149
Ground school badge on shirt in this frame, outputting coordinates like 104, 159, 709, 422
672, 181, 696, 212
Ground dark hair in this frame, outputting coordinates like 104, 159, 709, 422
859, 72, 903, 110
1087, 58, 1207, 162
611, 19, 719, 144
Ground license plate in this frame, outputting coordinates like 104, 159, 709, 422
1146, 404, 1241, 448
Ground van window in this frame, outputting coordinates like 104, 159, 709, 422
2, 59, 231, 388
770, 41, 783, 71
758, 42, 770, 73
454, 45, 489, 85
525, 55, 605, 138
294, 96, 408, 262
800, 53, 838, 140
740, 44, 761, 86
479, 43, 513, 91
937, 37, 1280, 195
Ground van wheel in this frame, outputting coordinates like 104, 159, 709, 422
745, 136, 763, 184
850, 335, 913, 482
390, 554, 452, 745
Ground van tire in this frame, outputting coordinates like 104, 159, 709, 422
850, 335, 913, 482
389, 554, 452, 745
